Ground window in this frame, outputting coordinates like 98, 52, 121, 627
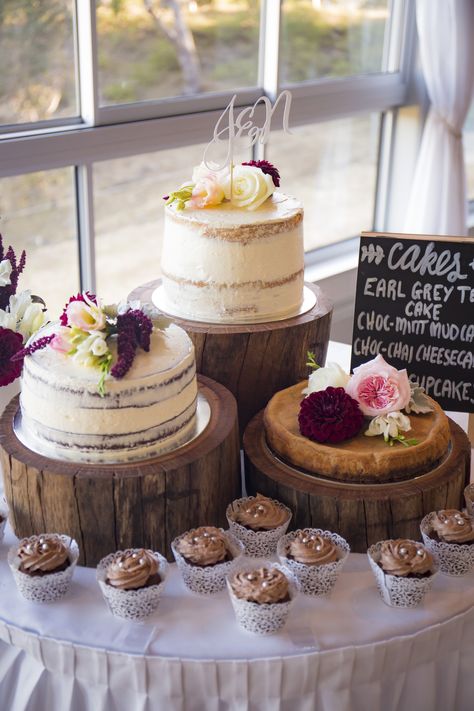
0, 0, 416, 315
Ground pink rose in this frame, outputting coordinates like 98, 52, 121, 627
66, 296, 105, 332
189, 175, 224, 209
50, 328, 72, 354
346, 354, 411, 417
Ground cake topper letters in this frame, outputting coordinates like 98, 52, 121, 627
203, 90, 292, 171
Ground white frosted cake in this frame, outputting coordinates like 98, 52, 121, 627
161, 165, 305, 323
20, 323, 198, 463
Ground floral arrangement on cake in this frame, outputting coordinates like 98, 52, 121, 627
164, 160, 281, 212
14, 293, 170, 396
299, 353, 432, 446
0, 235, 47, 387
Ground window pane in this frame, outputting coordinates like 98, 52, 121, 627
0, 169, 79, 315
269, 115, 380, 250
280, 0, 390, 84
94, 142, 250, 302
0, 1, 77, 126
96, 0, 260, 106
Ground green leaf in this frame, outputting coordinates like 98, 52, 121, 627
97, 353, 113, 397
306, 350, 320, 371
405, 384, 433, 414
165, 184, 194, 210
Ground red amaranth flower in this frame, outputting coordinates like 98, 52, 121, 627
110, 309, 153, 379
11, 333, 55, 363
0, 235, 26, 311
298, 387, 364, 444
60, 292, 97, 326
242, 160, 281, 187
0, 328, 24, 386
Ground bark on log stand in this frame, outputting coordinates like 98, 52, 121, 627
0, 376, 240, 567
129, 280, 333, 436
244, 412, 471, 553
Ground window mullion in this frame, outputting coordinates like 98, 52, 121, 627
76, 0, 99, 126
256, 0, 282, 161
75, 164, 96, 293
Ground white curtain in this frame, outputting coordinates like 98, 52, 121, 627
404, 0, 474, 236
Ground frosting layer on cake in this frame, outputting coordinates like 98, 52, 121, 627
20, 323, 198, 463
161, 192, 304, 322
264, 382, 451, 483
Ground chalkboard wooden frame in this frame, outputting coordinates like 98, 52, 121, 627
351, 231, 474, 414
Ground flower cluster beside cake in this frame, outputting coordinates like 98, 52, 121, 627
4, 488, 474, 631
160, 160, 305, 323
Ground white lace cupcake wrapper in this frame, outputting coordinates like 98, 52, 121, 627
367, 542, 438, 608
96, 551, 168, 621
8, 536, 79, 603
172, 530, 244, 595
226, 560, 298, 635
226, 498, 292, 557
277, 529, 350, 596
420, 513, 474, 577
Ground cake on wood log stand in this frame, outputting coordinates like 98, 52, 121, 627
129, 280, 332, 435
0, 375, 240, 567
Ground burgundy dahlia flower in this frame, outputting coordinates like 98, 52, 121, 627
242, 160, 281, 187
0, 328, 24, 386
298, 387, 364, 444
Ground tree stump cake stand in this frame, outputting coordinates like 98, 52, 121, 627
244, 412, 471, 553
129, 280, 333, 436
0, 376, 240, 567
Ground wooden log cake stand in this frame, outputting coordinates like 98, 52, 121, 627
0, 376, 240, 567
129, 280, 333, 435
243, 412, 471, 553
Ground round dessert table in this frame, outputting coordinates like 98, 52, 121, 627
1, 342, 472, 711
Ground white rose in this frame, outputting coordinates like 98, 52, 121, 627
18, 302, 46, 339
0, 259, 12, 287
302, 362, 351, 396
365, 411, 411, 440
223, 165, 275, 210
73, 333, 109, 367
192, 161, 229, 184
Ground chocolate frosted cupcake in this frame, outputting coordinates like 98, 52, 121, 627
227, 562, 297, 634
277, 529, 350, 596
97, 548, 168, 620
8, 534, 79, 602
226, 494, 291, 557
172, 526, 243, 595
421, 510, 474, 576
367, 538, 438, 608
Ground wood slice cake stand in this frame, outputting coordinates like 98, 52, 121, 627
0, 375, 240, 567
129, 280, 333, 436
243, 412, 471, 553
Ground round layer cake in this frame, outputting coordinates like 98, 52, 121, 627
161, 192, 304, 322
20, 323, 198, 463
264, 382, 451, 483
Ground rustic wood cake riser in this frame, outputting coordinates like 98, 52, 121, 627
129, 280, 333, 436
243, 412, 471, 553
0, 376, 240, 567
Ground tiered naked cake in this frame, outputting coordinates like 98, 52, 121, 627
244, 357, 471, 552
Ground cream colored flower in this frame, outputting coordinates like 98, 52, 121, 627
365, 411, 411, 440
223, 164, 275, 210
302, 362, 351, 396
73, 333, 109, 367
0, 259, 12, 287
18, 302, 46, 339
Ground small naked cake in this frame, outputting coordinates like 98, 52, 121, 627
227, 563, 297, 635
161, 161, 304, 323
420, 509, 474, 576
367, 538, 438, 608
264, 354, 451, 483
226, 493, 291, 557
17, 293, 198, 463
97, 548, 168, 620
8, 533, 79, 602
172, 526, 243, 595
277, 528, 350, 596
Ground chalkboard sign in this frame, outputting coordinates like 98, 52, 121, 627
351, 232, 474, 412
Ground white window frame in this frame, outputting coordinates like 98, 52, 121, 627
0, 0, 418, 293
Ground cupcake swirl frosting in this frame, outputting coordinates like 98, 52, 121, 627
230, 567, 289, 604
379, 539, 433, 577
106, 549, 159, 590
431, 509, 474, 543
176, 526, 228, 566
289, 530, 339, 565
233, 494, 289, 531
17, 534, 69, 573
